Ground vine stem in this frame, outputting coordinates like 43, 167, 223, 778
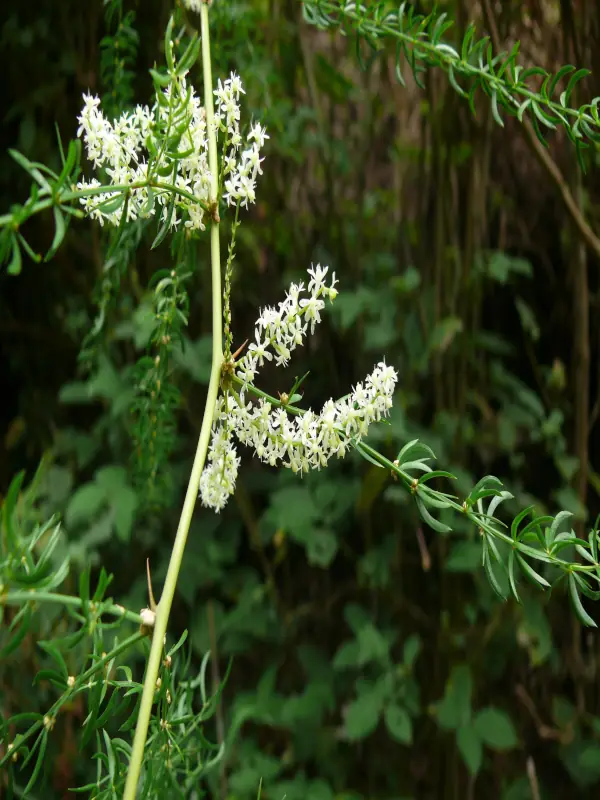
122, 4, 222, 796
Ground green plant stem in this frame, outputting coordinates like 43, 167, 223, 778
122, 4, 222, 797
2, 590, 141, 625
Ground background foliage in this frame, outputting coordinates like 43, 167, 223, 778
2, 0, 600, 797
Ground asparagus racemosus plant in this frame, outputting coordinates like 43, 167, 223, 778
2, 0, 600, 795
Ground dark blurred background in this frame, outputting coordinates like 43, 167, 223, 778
2, 0, 600, 797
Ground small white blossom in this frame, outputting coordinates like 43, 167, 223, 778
140, 607, 156, 628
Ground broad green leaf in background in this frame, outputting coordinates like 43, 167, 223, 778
445, 541, 481, 573
307, 527, 338, 567
342, 684, 385, 741
384, 703, 413, 745
66, 483, 107, 528
473, 707, 518, 750
435, 664, 473, 730
457, 723, 483, 776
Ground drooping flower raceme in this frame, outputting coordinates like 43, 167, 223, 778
198, 417, 242, 513
76, 68, 267, 229
215, 76, 269, 209
234, 264, 338, 387
199, 266, 398, 512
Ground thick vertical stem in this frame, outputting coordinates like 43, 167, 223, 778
122, 4, 222, 796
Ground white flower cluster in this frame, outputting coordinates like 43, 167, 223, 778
76, 68, 266, 228
235, 264, 338, 386
199, 266, 398, 512
199, 420, 241, 513
215, 75, 268, 209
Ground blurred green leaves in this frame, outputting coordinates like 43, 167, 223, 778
66, 465, 138, 546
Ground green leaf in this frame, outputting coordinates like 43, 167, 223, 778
2, 471, 24, 549
473, 707, 518, 750
354, 441, 385, 469
333, 640, 360, 670
44, 206, 67, 261
402, 634, 421, 668
7, 235, 22, 275
1, 604, 32, 658
343, 688, 383, 741
112, 486, 138, 543
150, 68, 171, 88
565, 741, 600, 787
515, 552, 550, 589
266, 486, 319, 544
391, 266, 421, 293
507, 551, 521, 603
176, 34, 201, 75
344, 603, 371, 634
163, 16, 175, 71
569, 572, 597, 627
307, 528, 338, 568
546, 510, 573, 548
483, 536, 507, 599
457, 724, 482, 776
428, 316, 463, 354
174, 335, 212, 384
490, 91, 504, 127
468, 475, 503, 502
549, 64, 575, 98
486, 252, 532, 283
415, 496, 452, 534
384, 704, 412, 744
564, 68, 591, 101
23, 730, 48, 794
356, 623, 390, 665
38, 640, 68, 681
152, 192, 176, 249
515, 296, 540, 341
418, 470, 456, 484
66, 483, 107, 527
445, 541, 481, 573
95, 192, 127, 215
397, 439, 436, 465
95, 465, 127, 493
435, 665, 472, 730
9, 149, 51, 192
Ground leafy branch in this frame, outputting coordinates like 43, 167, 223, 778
0, 468, 224, 795
131, 257, 192, 510
302, 0, 600, 166
233, 375, 600, 627
0, 158, 211, 276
